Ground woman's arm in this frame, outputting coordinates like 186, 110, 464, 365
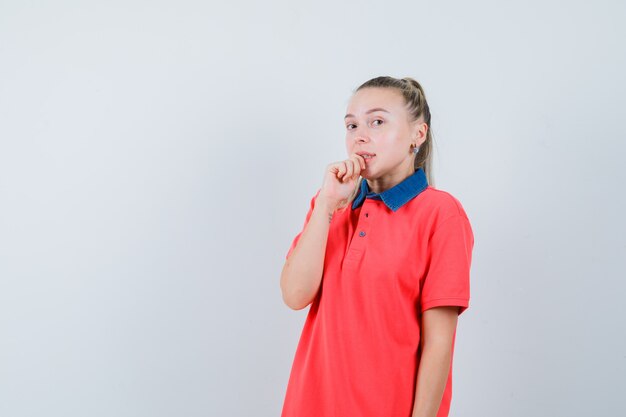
411, 306, 460, 417
280, 195, 337, 310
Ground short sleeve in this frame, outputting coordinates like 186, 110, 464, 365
285, 188, 321, 260
420, 214, 474, 316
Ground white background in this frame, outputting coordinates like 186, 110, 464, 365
1, 1, 625, 416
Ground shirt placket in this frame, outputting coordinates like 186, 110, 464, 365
343, 199, 373, 265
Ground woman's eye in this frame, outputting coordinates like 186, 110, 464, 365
346, 120, 382, 130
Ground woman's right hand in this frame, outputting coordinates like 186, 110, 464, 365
318, 153, 366, 211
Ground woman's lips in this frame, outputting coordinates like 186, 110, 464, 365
363, 155, 375, 164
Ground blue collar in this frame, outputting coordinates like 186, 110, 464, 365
351, 167, 429, 212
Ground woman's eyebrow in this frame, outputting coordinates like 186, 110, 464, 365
344, 108, 390, 119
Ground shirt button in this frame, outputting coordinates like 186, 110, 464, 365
359, 231, 366, 237
365, 213, 369, 217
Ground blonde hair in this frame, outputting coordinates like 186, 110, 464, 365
339, 76, 435, 210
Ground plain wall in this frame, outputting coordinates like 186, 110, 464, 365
1, 0, 625, 416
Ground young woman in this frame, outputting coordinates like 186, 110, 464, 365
280, 76, 474, 417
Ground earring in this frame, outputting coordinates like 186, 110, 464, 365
412, 144, 419, 154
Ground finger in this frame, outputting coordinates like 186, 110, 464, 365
332, 162, 342, 177
344, 159, 354, 180
352, 154, 364, 172
347, 157, 359, 179
349, 159, 359, 180
336, 161, 347, 180
356, 154, 365, 170
349, 159, 360, 179
350, 154, 363, 171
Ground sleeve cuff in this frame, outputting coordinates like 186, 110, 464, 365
420, 297, 469, 316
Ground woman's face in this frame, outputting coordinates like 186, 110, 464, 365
344, 87, 421, 181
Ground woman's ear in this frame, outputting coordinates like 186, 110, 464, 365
414, 122, 428, 145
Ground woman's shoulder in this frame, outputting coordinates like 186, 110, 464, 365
419, 185, 470, 221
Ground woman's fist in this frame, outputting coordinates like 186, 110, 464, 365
318, 153, 366, 212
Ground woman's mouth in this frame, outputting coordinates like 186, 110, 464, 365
355, 152, 376, 166
362, 155, 375, 164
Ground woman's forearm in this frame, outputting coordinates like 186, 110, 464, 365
411, 340, 454, 417
280, 196, 336, 310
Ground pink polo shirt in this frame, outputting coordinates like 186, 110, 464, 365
281, 169, 474, 417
